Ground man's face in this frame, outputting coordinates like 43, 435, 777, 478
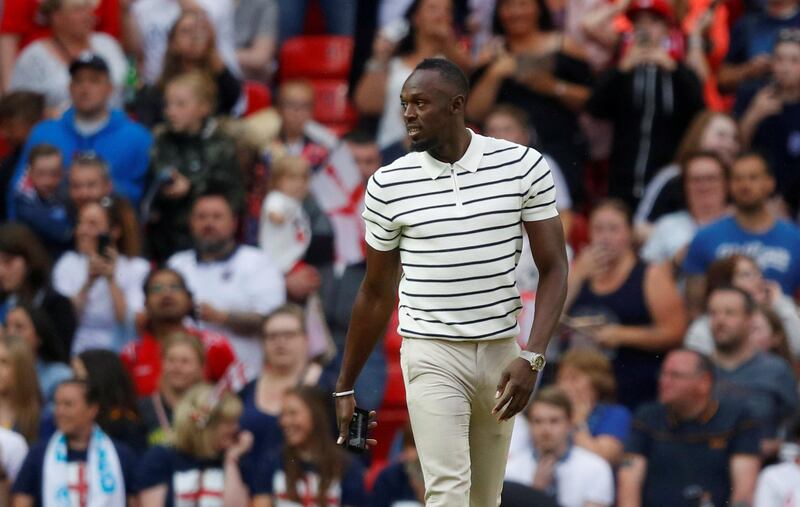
69, 68, 112, 117
708, 290, 751, 354
658, 351, 706, 407
54, 384, 98, 437
68, 164, 111, 210
484, 113, 528, 145
529, 402, 571, 455
189, 196, 237, 252
401, 69, 460, 153
632, 11, 669, 47
278, 84, 314, 138
347, 141, 382, 181
144, 271, 192, 322
29, 154, 63, 198
773, 42, 800, 89
729, 156, 775, 212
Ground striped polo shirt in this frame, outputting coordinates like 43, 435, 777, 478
362, 129, 558, 341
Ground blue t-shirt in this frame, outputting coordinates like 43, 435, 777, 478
587, 403, 632, 443
237, 379, 284, 474
367, 462, 418, 507
137, 445, 247, 507
683, 216, 800, 295
12, 438, 139, 506
251, 449, 366, 506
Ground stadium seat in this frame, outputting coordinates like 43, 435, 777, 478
242, 81, 272, 117
311, 79, 358, 133
280, 35, 354, 81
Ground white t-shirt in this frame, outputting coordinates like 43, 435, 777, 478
10, 33, 127, 111
504, 445, 614, 507
131, 0, 240, 84
0, 427, 28, 483
168, 245, 285, 377
376, 58, 414, 149
640, 210, 698, 264
258, 190, 311, 273
53, 252, 151, 354
754, 461, 800, 507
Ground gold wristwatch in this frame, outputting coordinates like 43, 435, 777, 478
519, 350, 546, 372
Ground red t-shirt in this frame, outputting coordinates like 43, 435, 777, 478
0, 0, 121, 48
120, 326, 237, 397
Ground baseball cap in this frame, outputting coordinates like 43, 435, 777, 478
626, 0, 674, 22
68, 52, 110, 76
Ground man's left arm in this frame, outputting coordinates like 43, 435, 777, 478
729, 454, 760, 506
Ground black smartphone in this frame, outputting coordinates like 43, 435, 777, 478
345, 407, 370, 454
97, 233, 111, 257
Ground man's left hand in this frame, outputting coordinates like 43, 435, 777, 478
493, 357, 538, 421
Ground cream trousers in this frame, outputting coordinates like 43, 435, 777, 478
400, 337, 519, 507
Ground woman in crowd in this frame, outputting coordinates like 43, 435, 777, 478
134, 8, 242, 127
9, 0, 127, 112
0, 223, 76, 354
73, 348, 148, 453
556, 347, 631, 465
3, 304, 70, 402
564, 199, 687, 410
354, 0, 471, 149
685, 254, 800, 358
467, 0, 593, 204
239, 304, 326, 460
138, 383, 253, 507
0, 335, 42, 444
52, 199, 150, 354
751, 306, 797, 372
251, 386, 366, 507
139, 333, 206, 447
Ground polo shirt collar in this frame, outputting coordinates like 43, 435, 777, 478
420, 128, 485, 180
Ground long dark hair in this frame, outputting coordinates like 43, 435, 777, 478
0, 223, 52, 301
395, 0, 465, 56
282, 386, 348, 506
77, 349, 141, 429
10, 302, 68, 364
492, 0, 554, 34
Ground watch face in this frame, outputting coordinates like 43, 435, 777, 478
532, 355, 546, 370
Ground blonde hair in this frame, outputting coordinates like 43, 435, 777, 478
269, 156, 310, 188
165, 70, 218, 110
559, 348, 617, 403
161, 332, 206, 367
171, 383, 242, 459
0, 335, 42, 443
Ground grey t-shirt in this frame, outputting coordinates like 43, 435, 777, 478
714, 352, 799, 438
234, 0, 278, 48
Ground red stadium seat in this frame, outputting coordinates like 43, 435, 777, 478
311, 79, 358, 132
280, 35, 354, 81
242, 81, 272, 116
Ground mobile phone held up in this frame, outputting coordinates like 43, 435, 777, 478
97, 233, 111, 257
346, 407, 370, 454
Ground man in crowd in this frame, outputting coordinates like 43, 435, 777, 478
707, 286, 798, 455
0, 91, 44, 222
168, 193, 286, 377
8, 53, 152, 216
618, 349, 761, 507
67, 153, 114, 213
121, 267, 237, 397
684, 153, 800, 315
505, 387, 614, 507
12, 380, 139, 505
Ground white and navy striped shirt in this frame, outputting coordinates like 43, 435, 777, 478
362, 129, 558, 341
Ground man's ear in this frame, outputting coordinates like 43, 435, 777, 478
451, 94, 466, 114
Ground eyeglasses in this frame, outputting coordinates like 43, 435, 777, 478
147, 283, 186, 294
263, 330, 304, 340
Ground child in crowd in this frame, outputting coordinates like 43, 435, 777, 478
12, 144, 71, 253
146, 70, 244, 262
258, 155, 312, 273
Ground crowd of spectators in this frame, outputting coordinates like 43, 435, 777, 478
0, 0, 797, 505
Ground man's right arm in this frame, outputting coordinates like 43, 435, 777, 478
617, 454, 647, 507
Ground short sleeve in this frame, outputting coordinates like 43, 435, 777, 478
255, 0, 278, 37
625, 405, 655, 456
135, 445, 173, 491
592, 405, 632, 443
362, 175, 401, 251
340, 458, 366, 506
250, 451, 280, 495
11, 443, 45, 496
0, 430, 28, 482
521, 152, 559, 222
584, 459, 614, 505
682, 232, 709, 275
728, 408, 760, 456
753, 468, 783, 507
114, 442, 140, 495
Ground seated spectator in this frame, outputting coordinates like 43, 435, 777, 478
234, 0, 277, 81
9, 0, 127, 112
586, 0, 704, 209
251, 386, 366, 507
129, 0, 240, 86
468, 0, 593, 205
683, 153, 800, 316
137, 383, 253, 507
355, 0, 471, 149
120, 267, 237, 397
368, 425, 425, 506
8, 54, 152, 213
145, 71, 244, 261
564, 200, 687, 410
138, 333, 206, 447
505, 387, 614, 507
4, 304, 71, 402
750, 306, 798, 371
168, 194, 285, 377
0, 92, 45, 222
0, 224, 76, 352
0, 427, 28, 492
0, 335, 43, 444
754, 413, 800, 506
556, 347, 632, 465
618, 349, 761, 507
66, 152, 114, 212
640, 151, 729, 265
53, 199, 149, 354
277, 0, 354, 42
133, 9, 243, 128
72, 349, 148, 454
239, 304, 325, 460
685, 255, 800, 358
634, 110, 740, 232
11, 379, 139, 505
739, 28, 800, 215
707, 286, 798, 456
12, 144, 72, 254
